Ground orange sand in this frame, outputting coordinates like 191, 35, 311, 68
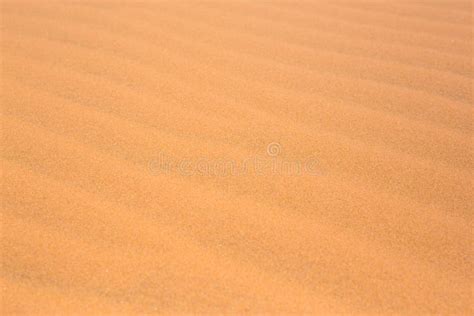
1, 0, 472, 314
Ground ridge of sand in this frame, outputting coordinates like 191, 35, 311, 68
1, 1, 472, 314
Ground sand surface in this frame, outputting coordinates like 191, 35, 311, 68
1, 0, 472, 314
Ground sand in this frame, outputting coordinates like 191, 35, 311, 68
1, 0, 472, 314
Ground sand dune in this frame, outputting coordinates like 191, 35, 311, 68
1, 0, 472, 314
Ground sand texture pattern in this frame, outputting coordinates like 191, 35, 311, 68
1, 0, 472, 314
